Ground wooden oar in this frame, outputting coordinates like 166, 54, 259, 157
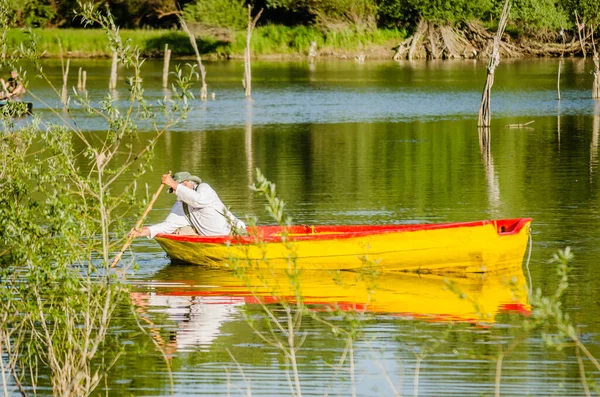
111, 173, 170, 268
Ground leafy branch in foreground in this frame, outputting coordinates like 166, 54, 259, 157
226, 169, 374, 397
454, 247, 600, 397
231, 187, 600, 397
0, 1, 193, 395
525, 248, 600, 394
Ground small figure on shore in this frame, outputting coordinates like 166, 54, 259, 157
129, 171, 246, 238
0, 70, 26, 100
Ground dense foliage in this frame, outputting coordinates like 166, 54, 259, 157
3, 0, 193, 28
561, 0, 600, 24
183, 0, 247, 30
2, 0, 599, 33
0, 1, 194, 394
378, 0, 495, 28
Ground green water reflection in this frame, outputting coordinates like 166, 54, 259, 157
20, 58, 600, 396
117, 111, 600, 395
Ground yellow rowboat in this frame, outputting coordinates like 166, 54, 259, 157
134, 261, 530, 328
154, 218, 532, 273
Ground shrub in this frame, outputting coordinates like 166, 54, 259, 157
183, 0, 247, 30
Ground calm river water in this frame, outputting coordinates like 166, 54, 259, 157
25, 58, 600, 396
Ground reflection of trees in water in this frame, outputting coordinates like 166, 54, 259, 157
591, 102, 600, 182
557, 102, 561, 152
245, 99, 253, 194
478, 126, 490, 151
479, 127, 501, 214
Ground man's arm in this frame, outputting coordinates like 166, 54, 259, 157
129, 226, 152, 238
12, 82, 25, 95
130, 202, 188, 238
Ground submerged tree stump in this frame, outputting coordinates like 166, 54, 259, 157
478, 59, 497, 128
162, 44, 171, 89
109, 52, 117, 90
558, 29, 565, 100
179, 16, 207, 101
77, 67, 87, 90
478, 127, 491, 154
243, 5, 263, 98
478, 0, 511, 128
61, 59, 70, 105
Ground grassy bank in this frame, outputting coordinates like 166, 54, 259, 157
229, 25, 406, 58
6, 26, 406, 59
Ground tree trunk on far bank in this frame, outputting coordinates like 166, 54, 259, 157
478, 0, 511, 128
393, 19, 586, 61
243, 5, 263, 98
179, 16, 207, 101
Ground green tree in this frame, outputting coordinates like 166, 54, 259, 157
183, 0, 247, 30
264, 0, 378, 31
378, 0, 494, 28
560, 0, 600, 24
309, 0, 378, 31
0, 1, 194, 394
508, 0, 568, 30
5, 0, 58, 27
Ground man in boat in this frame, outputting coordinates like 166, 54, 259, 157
129, 171, 246, 238
0, 70, 26, 100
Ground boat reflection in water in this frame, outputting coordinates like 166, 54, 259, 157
131, 259, 530, 352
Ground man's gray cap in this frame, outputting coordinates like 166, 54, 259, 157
172, 171, 202, 184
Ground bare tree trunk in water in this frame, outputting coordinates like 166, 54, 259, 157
558, 29, 565, 100
558, 59, 562, 100
109, 51, 117, 90
478, 0, 510, 128
408, 20, 427, 61
575, 11, 586, 59
478, 127, 490, 153
179, 16, 207, 100
60, 54, 70, 106
243, 5, 263, 98
162, 43, 171, 89
592, 29, 600, 99
593, 62, 600, 99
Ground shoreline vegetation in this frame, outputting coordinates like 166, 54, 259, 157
3, 23, 595, 61
2, 0, 599, 61
6, 27, 406, 60
4, 2, 600, 396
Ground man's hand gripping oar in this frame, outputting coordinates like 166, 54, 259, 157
111, 171, 171, 268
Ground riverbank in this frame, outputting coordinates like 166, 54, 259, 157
5, 24, 581, 61
6, 27, 406, 60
